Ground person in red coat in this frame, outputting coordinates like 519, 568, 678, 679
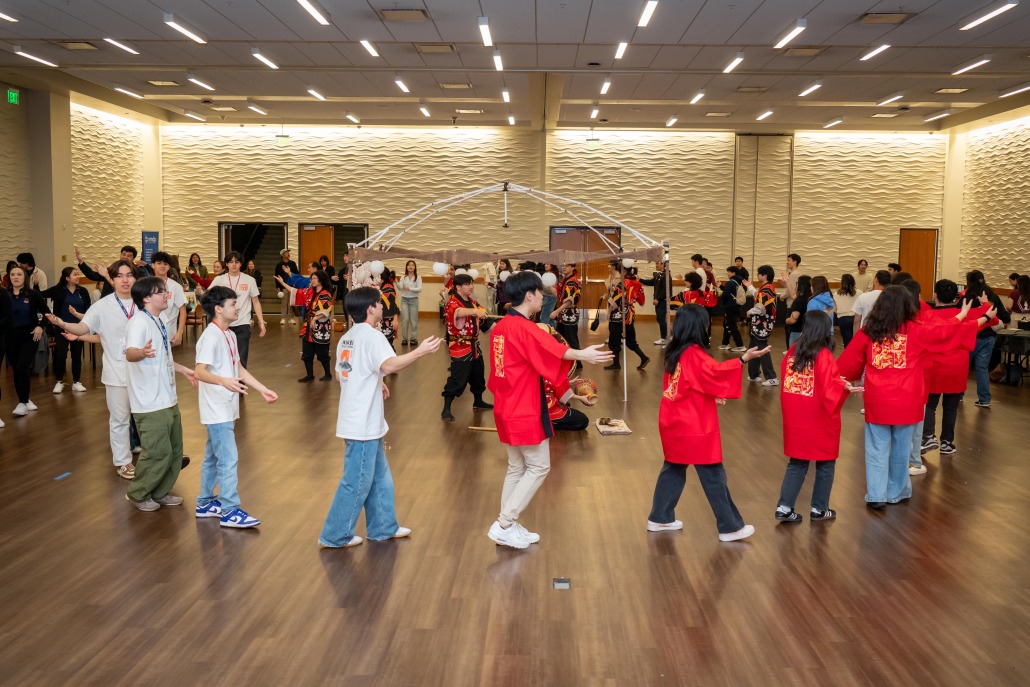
776, 311, 862, 523
647, 304, 771, 542
486, 271, 612, 550
836, 286, 992, 510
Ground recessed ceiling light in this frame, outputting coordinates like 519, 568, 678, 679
307, 87, 326, 101
860, 45, 891, 61
380, 9, 430, 21
183, 109, 206, 121
252, 48, 279, 69
690, 91, 704, 104
724, 52, 744, 73
164, 13, 206, 44
104, 38, 139, 54
296, 0, 331, 26
493, 49, 503, 71
773, 18, 807, 50
1000, 80, 1030, 98
960, 1, 1018, 31
501, 89, 510, 103
455, 109, 485, 114
478, 17, 493, 47
924, 109, 953, 123
210, 105, 238, 112
188, 73, 215, 91
799, 81, 822, 97
615, 42, 628, 59
246, 101, 267, 115
394, 75, 409, 92
876, 91, 904, 106
823, 116, 844, 129
12, 46, 58, 67
705, 111, 730, 117
0, 10, 17, 22
414, 43, 455, 53
756, 110, 773, 121
952, 54, 991, 75
935, 87, 969, 94
871, 112, 900, 118
147, 80, 180, 87
345, 112, 360, 123
360, 40, 379, 57
665, 116, 677, 127
600, 78, 611, 95
114, 85, 143, 99
56, 41, 97, 50
858, 13, 916, 25
638, 1, 659, 27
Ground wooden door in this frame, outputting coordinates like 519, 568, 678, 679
898, 228, 938, 301
549, 226, 621, 312
299, 224, 334, 272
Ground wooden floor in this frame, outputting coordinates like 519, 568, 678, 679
1, 318, 1029, 686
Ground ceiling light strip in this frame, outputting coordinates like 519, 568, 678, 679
0, 10, 17, 22
724, 52, 744, 73
823, 117, 844, 129
307, 87, 326, 101
296, 0, 331, 26
615, 42, 628, 59
876, 91, 904, 106
860, 44, 890, 61
756, 110, 773, 121
666, 116, 677, 127
164, 13, 207, 44
638, 1, 659, 28
12, 46, 58, 67
104, 38, 139, 54
960, 1, 1018, 30
508, 115, 516, 125
690, 91, 704, 104
774, 18, 807, 50
798, 81, 821, 97
183, 110, 206, 121
246, 101, 267, 115
187, 73, 215, 91
395, 75, 409, 93
501, 88, 510, 103
924, 109, 953, 123
478, 17, 493, 47
493, 49, 503, 71
600, 78, 611, 95
114, 86, 143, 99
952, 54, 991, 75
999, 81, 1030, 98
345, 112, 359, 123
360, 40, 379, 57
252, 48, 279, 69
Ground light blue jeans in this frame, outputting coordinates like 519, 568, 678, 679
198, 421, 240, 513
319, 438, 398, 547
400, 297, 419, 342
970, 336, 995, 403
788, 331, 801, 346
908, 418, 924, 468
864, 423, 914, 503
540, 295, 557, 328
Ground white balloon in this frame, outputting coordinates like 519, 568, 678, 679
454, 268, 468, 276
498, 270, 511, 281
432, 262, 448, 276
468, 269, 479, 280
370, 260, 385, 275
622, 258, 634, 269
541, 272, 558, 287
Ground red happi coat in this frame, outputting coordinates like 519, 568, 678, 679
837, 319, 977, 425
658, 346, 744, 464
488, 312, 572, 445
446, 294, 486, 359
780, 348, 848, 461
543, 375, 573, 422
920, 303, 992, 395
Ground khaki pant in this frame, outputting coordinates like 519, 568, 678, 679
499, 440, 551, 527
128, 405, 183, 502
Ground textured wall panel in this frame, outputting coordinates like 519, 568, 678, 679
0, 99, 34, 259
732, 136, 758, 269
70, 105, 147, 263
161, 127, 543, 264
752, 135, 793, 274
544, 130, 735, 271
792, 132, 946, 281
961, 118, 1030, 286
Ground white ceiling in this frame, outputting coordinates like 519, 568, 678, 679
1, 0, 1029, 130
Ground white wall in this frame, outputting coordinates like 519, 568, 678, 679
0, 96, 34, 261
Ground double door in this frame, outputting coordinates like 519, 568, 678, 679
549, 226, 621, 312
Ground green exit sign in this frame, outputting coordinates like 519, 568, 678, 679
7, 88, 19, 105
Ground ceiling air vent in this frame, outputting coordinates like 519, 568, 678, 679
857, 13, 916, 25
935, 88, 968, 94
210, 105, 238, 112
455, 109, 484, 114
56, 41, 98, 50
736, 86, 768, 93
439, 82, 473, 90
871, 113, 900, 118
380, 9, 430, 21
783, 47, 826, 57
416, 43, 455, 54
705, 112, 731, 117
147, 80, 182, 87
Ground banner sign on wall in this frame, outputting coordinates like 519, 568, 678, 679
141, 231, 159, 263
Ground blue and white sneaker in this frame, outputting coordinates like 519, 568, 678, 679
195, 500, 223, 518
220, 507, 260, 529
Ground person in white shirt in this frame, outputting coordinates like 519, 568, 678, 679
318, 287, 443, 549
209, 251, 266, 368
48, 260, 140, 480
399, 259, 423, 345
122, 277, 197, 511
852, 269, 892, 328
192, 285, 279, 529
149, 251, 186, 346
854, 259, 874, 294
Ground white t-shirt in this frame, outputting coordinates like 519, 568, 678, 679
125, 310, 178, 413
195, 322, 241, 425
852, 289, 882, 326
81, 293, 136, 387
210, 272, 260, 327
160, 278, 187, 330
335, 322, 396, 441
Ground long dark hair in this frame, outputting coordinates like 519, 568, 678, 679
792, 310, 835, 372
189, 253, 202, 267
795, 275, 813, 301
311, 270, 332, 295
1017, 275, 1030, 305
404, 260, 418, 278
811, 275, 829, 296
964, 270, 996, 304
863, 285, 917, 343
498, 259, 513, 272
664, 304, 710, 374
838, 273, 856, 297
58, 266, 77, 290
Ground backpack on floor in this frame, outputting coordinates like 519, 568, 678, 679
1001, 361, 1024, 386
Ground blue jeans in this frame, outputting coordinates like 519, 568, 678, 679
788, 331, 801, 346
540, 295, 557, 328
319, 438, 398, 546
907, 419, 924, 468
864, 423, 914, 503
198, 421, 241, 513
971, 336, 995, 403
400, 297, 419, 341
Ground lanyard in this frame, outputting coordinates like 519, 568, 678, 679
142, 309, 170, 354
220, 326, 238, 372
228, 273, 241, 293
117, 298, 135, 319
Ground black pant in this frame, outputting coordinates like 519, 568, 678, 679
552, 407, 589, 431
0, 336, 5, 402
648, 461, 745, 534
722, 307, 743, 347
6, 328, 37, 404
746, 335, 776, 380
230, 324, 252, 369
53, 336, 84, 383
443, 354, 486, 398
301, 338, 332, 377
608, 321, 647, 363
655, 301, 668, 340
838, 315, 855, 349
777, 458, 836, 512
924, 392, 961, 443
556, 320, 580, 351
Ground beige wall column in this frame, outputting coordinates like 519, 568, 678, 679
141, 122, 164, 241
940, 131, 967, 281
26, 90, 74, 278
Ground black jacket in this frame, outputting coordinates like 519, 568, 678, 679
639, 270, 669, 303
41, 284, 92, 320
6, 288, 51, 331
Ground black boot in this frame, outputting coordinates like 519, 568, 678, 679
604, 362, 621, 371
441, 396, 455, 421
473, 394, 494, 410
637, 356, 651, 370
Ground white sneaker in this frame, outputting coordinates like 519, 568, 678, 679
653, 339, 666, 346
53, 382, 65, 394
72, 382, 87, 392
731, 346, 747, 352
288, 319, 297, 325
280, 318, 287, 326
26, 400, 38, 411
647, 520, 683, 532
12, 403, 28, 416
0, 417, 5, 428
390, 526, 412, 540
718, 345, 731, 350
513, 522, 540, 544
748, 376, 762, 383
860, 408, 865, 415
487, 520, 529, 549
909, 464, 927, 475
718, 524, 755, 542
761, 378, 779, 387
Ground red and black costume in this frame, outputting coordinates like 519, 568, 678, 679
441, 293, 492, 419
378, 280, 400, 346
555, 271, 582, 352
606, 279, 649, 369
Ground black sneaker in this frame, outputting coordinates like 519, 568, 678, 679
810, 509, 836, 521
974, 400, 991, 408
637, 357, 651, 370
920, 435, 939, 454
775, 509, 802, 523
297, 376, 315, 383
867, 501, 886, 511
319, 374, 333, 382
472, 399, 494, 410
939, 440, 957, 455
603, 363, 621, 371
